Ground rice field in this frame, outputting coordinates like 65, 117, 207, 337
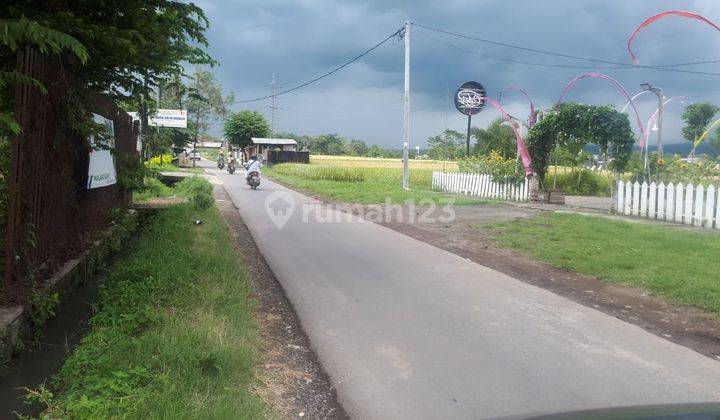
311, 155, 459, 171
265, 156, 484, 205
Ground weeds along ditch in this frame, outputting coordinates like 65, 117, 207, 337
2, 177, 222, 418
1, 210, 149, 417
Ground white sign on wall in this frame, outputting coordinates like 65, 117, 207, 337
127, 111, 142, 151
150, 109, 187, 128
87, 113, 117, 189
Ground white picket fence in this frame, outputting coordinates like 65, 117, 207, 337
616, 180, 720, 229
432, 171, 529, 201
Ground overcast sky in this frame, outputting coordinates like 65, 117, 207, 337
196, 0, 720, 149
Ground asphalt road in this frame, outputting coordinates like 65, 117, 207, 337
209, 164, 720, 419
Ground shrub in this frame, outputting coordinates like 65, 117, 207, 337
624, 154, 720, 185
133, 177, 173, 202
658, 155, 720, 185
457, 151, 525, 184
544, 169, 613, 197
272, 164, 365, 182
149, 153, 173, 166
175, 176, 213, 209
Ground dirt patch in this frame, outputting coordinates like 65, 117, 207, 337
132, 197, 187, 208
213, 187, 348, 419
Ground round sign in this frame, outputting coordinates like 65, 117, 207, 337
454, 81, 486, 116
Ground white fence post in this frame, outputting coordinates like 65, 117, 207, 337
640, 182, 648, 217
706, 185, 717, 228
631, 182, 640, 216
716, 186, 720, 229
694, 185, 705, 227
665, 183, 674, 221
674, 183, 684, 223
683, 184, 694, 225
624, 181, 632, 215
616, 180, 624, 213
648, 182, 657, 219
657, 182, 666, 220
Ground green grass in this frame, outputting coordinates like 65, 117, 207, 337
36, 203, 266, 418
485, 212, 720, 314
198, 147, 221, 162
132, 177, 174, 202
265, 163, 487, 205
271, 164, 366, 182
146, 162, 205, 174
133, 176, 214, 208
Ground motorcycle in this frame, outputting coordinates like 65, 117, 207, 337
247, 171, 261, 190
217, 157, 225, 170
227, 161, 236, 174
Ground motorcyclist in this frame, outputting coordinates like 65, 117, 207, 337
245, 155, 262, 183
217, 151, 225, 167
227, 154, 237, 171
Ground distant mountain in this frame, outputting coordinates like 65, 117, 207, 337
583, 142, 718, 157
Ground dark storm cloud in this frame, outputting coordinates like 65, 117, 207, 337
198, 0, 720, 146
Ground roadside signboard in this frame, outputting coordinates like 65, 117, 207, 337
454, 81, 486, 116
454, 81, 487, 155
150, 109, 187, 128
127, 109, 187, 128
87, 113, 117, 189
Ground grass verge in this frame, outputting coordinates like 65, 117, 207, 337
146, 162, 205, 174
30, 202, 266, 418
265, 163, 487, 205
484, 212, 720, 314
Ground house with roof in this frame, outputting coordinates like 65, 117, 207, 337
248, 138, 298, 161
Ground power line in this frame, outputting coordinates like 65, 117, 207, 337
416, 29, 630, 70
231, 27, 404, 104
413, 22, 720, 76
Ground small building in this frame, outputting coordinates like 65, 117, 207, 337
199, 140, 224, 149
248, 138, 298, 161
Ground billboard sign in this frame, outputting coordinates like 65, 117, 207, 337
454, 81, 486, 116
150, 109, 187, 128
87, 113, 117, 189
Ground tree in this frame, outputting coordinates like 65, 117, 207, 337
187, 70, 234, 136
0, 18, 89, 135
427, 129, 464, 160
296, 135, 315, 151
681, 102, 718, 144
223, 111, 270, 152
2, 2, 218, 162
471, 118, 516, 158
367, 144, 383, 157
2, 1, 215, 98
313, 134, 346, 155
346, 139, 368, 156
526, 103, 635, 179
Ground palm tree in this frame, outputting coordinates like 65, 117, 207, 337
470, 118, 517, 158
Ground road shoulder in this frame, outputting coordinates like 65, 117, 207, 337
213, 186, 348, 419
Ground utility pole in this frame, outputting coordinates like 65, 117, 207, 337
139, 77, 149, 162
656, 92, 664, 160
193, 72, 199, 168
640, 83, 663, 178
269, 73, 278, 136
465, 113, 472, 156
402, 21, 411, 190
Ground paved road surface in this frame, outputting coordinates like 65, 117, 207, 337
209, 165, 720, 419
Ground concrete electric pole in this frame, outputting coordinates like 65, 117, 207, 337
402, 21, 411, 190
